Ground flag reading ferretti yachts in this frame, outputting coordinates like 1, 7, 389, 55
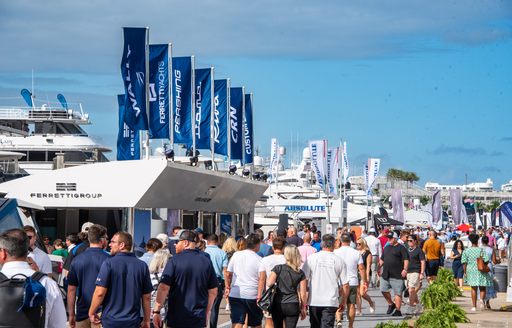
148, 44, 171, 139
121, 27, 149, 131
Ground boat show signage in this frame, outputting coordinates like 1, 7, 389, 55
309, 140, 327, 192
30, 183, 102, 200
194, 68, 213, 150
213, 79, 229, 156
117, 95, 140, 160
284, 205, 326, 212
243, 93, 253, 164
121, 27, 149, 131
172, 56, 195, 147
148, 44, 170, 139
229, 87, 244, 161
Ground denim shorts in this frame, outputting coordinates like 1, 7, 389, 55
228, 297, 263, 326
380, 277, 405, 295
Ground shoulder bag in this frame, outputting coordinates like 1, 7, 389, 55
257, 264, 283, 312
476, 249, 490, 273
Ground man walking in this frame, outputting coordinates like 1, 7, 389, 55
406, 235, 425, 313
225, 233, 263, 328
23, 225, 52, 276
422, 230, 444, 283
303, 234, 349, 328
89, 232, 152, 328
334, 233, 367, 328
67, 224, 110, 328
364, 228, 382, 288
204, 233, 229, 328
153, 230, 218, 328
298, 233, 317, 268
286, 226, 304, 247
0, 229, 67, 328
379, 231, 409, 317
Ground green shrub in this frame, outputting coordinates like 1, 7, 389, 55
436, 268, 455, 283
420, 283, 451, 309
375, 321, 410, 328
414, 303, 469, 328
430, 280, 461, 300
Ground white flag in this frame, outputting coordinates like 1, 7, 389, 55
309, 140, 327, 191
327, 147, 339, 196
365, 158, 380, 195
341, 141, 349, 184
269, 138, 279, 182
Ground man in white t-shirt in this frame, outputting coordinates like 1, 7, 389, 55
303, 234, 349, 328
257, 237, 286, 328
334, 233, 367, 328
225, 233, 263, 328
364, 228, 382, 288
23, 225, 52, 276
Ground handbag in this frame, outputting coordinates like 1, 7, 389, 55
477, 249, 490, 273
257, 265, 282, 312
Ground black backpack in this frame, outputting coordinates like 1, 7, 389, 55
0, 271, 46, 328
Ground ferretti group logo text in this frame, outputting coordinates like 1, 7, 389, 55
29, 183, 103, 199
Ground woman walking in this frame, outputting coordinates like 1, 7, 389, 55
481, 236, 497, 309
462, 233, 492, 312
450, 240, 465, 291
266, 245, 307, 328
356, 238, 375, 314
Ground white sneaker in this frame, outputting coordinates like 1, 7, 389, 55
470, 307, 476, 312
369, 301, 375, 313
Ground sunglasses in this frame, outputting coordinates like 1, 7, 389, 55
407, 239, 414, 242
356, 243, 362, 245
27, 235, 34, 240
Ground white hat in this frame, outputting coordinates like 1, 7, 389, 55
155, 233, 169, 244
81, 222, 94, 233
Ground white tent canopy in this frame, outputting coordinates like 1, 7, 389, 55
0, 158, 267, 214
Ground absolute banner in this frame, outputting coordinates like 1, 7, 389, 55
172, 56, 194, 146
121, 27, 148, 131
148, 44, 170, 139
243, 93, 254, 164
229, 87, 244, 161
309, 140, 327, 191
213, 79, 229, 156
117, 94, 140, 160
194, 68, 213, 150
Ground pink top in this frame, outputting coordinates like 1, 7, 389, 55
298, 243, 317, 268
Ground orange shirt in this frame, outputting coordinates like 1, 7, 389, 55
422, 239, 442, 260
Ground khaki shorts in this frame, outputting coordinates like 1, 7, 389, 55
347, 286, 358, 305
75, 318, 102, 328
407, 272, 421, 289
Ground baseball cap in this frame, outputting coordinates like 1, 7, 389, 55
387, 231, 399, 239
81, 222, 94, 233
368, 227, 376, 233
155, 233, 169, 244
169, 229, 197, 242
194, 227, 204, 234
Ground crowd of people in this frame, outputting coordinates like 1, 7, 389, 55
0, 222, 510, 328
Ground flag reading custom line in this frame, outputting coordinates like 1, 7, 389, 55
213, 79, 229, 156
121, 27, 148, 131
117, 95, 140, 160
194, 68, 213, 150
172, 56, 194, 146
243, 93, 254, 164
148, 44, 170, 139
229, 87, 244, 161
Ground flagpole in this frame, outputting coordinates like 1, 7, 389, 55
227, 79, 231, 166
241, 86, 246, 167
210, 67, 215, 165
144, 27, 150, 160
168, 43, 174, 148
339, 140, 344, 228
191, 55, 196, 156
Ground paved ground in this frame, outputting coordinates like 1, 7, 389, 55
455, 288, 512, 328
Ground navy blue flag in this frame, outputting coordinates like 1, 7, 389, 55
229, 87, 244, 161
213, 79, 229, 156
194, 68, 213, 150
243, 93, 253, 164
500, 201, 512, 225
171, 56, 194, 146
121, 27, 148, 131
117, 95, 140, 160
148, 44, 170, 139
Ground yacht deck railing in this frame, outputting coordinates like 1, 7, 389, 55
0, 106, 89, 123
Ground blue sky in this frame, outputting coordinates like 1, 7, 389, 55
0, 1, 511, 187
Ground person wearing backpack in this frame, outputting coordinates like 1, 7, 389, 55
0, 228, 67, 328
67, 224, 111, 328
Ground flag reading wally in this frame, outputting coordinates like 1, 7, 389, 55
432, 190, 442, 224
148, 44, 170, 139
172, 56, 194, 146
117, 95, 140, 160
309, 140, 327, 191
327, 148, 339, 196
213, 79, 229, 156
391, 189, 404, 223
243, 93, 254, 164
229, 87, 244, 161
194, 68, 213, 150
121, 27, 148, 131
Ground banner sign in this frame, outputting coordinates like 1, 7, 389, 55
148, 44, 170, 139
213, 79, 229, 156
365, 158, 380, 196
270, 138, 279, 182
229, 87, 244, 161
220, 214, 232, 235
341, 141, 349, 185
391, 189, 404, 223
500, 201, 512, 226
194, 68, 213, 150
172, 56, 194, 146
117, 94, 140, 160
243, 94, 254, 164
432, 190, 442, 224
450, 189, 462, 225
309, 140, 327, 191
121, 27, 148, 131
327, 148, 339, 196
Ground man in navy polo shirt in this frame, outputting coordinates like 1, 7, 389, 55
153, 229, 218, 328
67, 224, 110, 328
89, 232, 153, 328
